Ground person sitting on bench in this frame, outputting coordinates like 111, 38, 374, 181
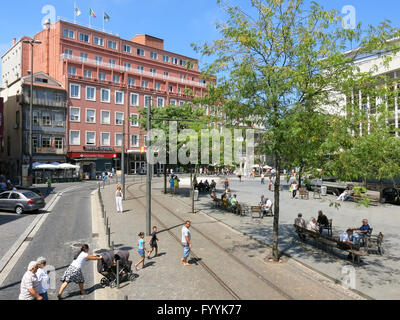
210, 180, 216, 191
295, 213, 306, 240
307, 218, 319, 233
261, 196, 272, 214
340, 229, 355, 259
317, 210, 329, 234
231, 194, 239, 212
210, 190, 217, 200
337, 189, 350, 201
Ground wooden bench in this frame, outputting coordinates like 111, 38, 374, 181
299, 187, 309, 200
251, 206, 262, 218
293, 224, 368, 264
348, 194, 379, 206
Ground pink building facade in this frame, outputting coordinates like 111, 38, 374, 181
25, 20, 208, 177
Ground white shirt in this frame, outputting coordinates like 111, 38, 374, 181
307, 220, 318, 232
182, 226, 191, 245
116, 190, 123, 198
265, 199, 272, 208
71, 251, 89, 269
340, 232, 350, 242
19, 271, 40, 300
36, 268, 50, 294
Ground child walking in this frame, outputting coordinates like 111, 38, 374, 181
135, 232, 148, 270
147, 226, 159, 258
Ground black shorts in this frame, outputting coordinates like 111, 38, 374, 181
150, 242, 158, 248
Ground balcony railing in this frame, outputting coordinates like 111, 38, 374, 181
22, 95, 67, 108
35, 147, 67, 155
61, 54, 207, 88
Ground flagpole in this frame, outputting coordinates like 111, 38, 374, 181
74, 2, 76, 24
103, 12, 105, 32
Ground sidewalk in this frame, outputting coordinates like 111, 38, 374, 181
91, 178, 363, 300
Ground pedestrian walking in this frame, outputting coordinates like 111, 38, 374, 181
223, 178, 229, 190
174, 175, 180, 194
36, 257, 50, 300
238, 173, 242, 182
135, 232, 149, 270
291, 181, 298, 199
57, 244, 102, 300
116, 185, 123, 213
261, 172, 265, 184
147, 226, 159, 258
181, 221, 192, 266
169, 175, 175, 194
47, 178, 51, 195
19, 261, 42, 300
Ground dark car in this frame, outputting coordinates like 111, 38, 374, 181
382, 187, 400, 205
0, 190, 46, 214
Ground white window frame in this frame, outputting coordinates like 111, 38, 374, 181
142, 80, 148, 88
128, 78, 135, 87
115, 112, 124, 125
109, 59, 116, 67
115, 133, 123, 147
80, 53, 88, 62
144, 95, 151, 107
64, 29, 75, 39
85, 131, 96, 146
86, 86, 96, 101
99, 72, 106, 81
100, 132, 111, 146
101, 110, 111, 125
85, 108, 96, 124
163, 55, 169, 63
150, 52, 158, 59
155, 82, 161, 91
84, 69, 92, 78
130, 93, 139, 106
95, 56, 103, 65
123, 44, 131, 53
170, 99, 177, 106
101, 88, 111, 103
179, 100, 185, 106
69, 83, 81, 99
68, 66, 76, 75
79, 33, 90, 43
130, 113, 139, 127
113, 74, 120, 84
93, 37, 104, 46
115, 90, 124, 105
130, 134, 139, 147
157, 97, 165, 107
69, 130, 80, 145
137, 48, 145, 56
108, 40, 117, 50
69, 107, 81, 122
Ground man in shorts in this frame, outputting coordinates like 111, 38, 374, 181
181, 221, 192, 266
148, 226, 159, 258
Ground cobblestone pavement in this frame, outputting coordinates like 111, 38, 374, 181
185, 175, 400, 300
91, 177, 364, 300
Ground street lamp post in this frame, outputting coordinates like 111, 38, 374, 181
23, 38, 41, 186
121, 119, 125, 200
145, 95, 154, 236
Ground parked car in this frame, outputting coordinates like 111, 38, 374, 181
14, 186, 44, 199
382, 187, 400, 205
0, 190, 46, 214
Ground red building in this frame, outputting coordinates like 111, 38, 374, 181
24, 19, 208, 177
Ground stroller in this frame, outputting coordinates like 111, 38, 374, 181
98, 250, 137, 288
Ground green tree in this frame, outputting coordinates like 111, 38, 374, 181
194, 0, 400, 260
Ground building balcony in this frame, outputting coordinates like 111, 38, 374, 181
22, 95, 67, 108
35, 147, 67, 155
61, 54, 207, 88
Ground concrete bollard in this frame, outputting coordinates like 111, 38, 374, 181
116, 260, 120, 289
107, 227, 111, 248
124, 295, 128, 300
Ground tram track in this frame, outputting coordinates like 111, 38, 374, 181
127, 182, 294, 300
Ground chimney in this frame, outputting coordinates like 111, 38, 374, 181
13, 38, 16, 45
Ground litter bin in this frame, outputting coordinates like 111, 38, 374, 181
321, 186, 327, 196
194, 189, 199, 201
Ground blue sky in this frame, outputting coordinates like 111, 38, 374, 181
1, 0, 400, 83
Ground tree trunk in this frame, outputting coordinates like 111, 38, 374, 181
298, 166, 303, 189
163, 167, 167, 194
272, 153, 281, 261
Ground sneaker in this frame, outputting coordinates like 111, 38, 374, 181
57, 294, 62, 300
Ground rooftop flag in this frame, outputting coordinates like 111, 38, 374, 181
74, 6, 81, 17
104, 12, 110, 21
89, 8, 96, 18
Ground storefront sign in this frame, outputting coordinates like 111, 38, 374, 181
83, 146, 114, 152
67, 152, 117, 159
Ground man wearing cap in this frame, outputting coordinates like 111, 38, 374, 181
36, 257, 50, 300
18, 261, 42, 300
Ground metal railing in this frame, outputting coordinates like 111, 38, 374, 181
22, 95, 67, 108
60, 54, 207, 88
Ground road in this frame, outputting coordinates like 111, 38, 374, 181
0, 181, 99, 300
